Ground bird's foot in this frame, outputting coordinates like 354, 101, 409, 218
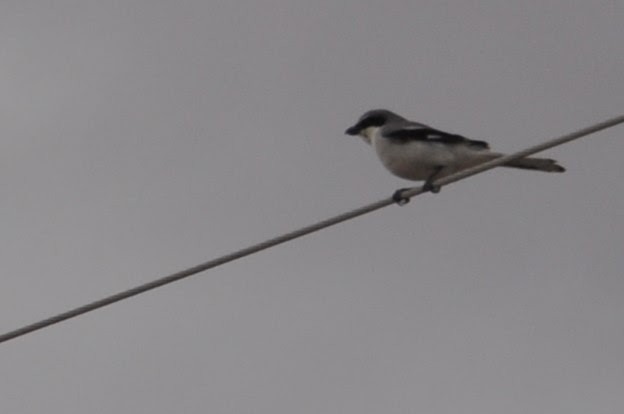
393, 181, 441, 205
392, 188, 413, 205
423, 166, 444, 194
423, 181, 441, 194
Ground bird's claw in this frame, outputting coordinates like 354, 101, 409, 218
393, 181, 441, 205
392, 188, 412, 205
423, 182, 441, 194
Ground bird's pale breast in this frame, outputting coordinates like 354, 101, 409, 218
372, 136, 456, 180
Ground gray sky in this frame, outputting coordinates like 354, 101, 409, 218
1, 1, 623, 413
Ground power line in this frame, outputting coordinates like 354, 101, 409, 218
1, 114, 623, 345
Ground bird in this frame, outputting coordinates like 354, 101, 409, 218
345, 109, 565, 204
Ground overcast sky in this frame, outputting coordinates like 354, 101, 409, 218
1, 1, 623, 413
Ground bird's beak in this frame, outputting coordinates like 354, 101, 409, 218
345, 125, 360, 135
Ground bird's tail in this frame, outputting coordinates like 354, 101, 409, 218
502, 156, 565, 173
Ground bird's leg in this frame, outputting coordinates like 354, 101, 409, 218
422, 166, 444, 193
392, 166, 445, 205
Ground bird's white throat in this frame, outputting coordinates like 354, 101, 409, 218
358, 126, 380, 145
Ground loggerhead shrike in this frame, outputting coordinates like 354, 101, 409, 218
345, 109, 565, 204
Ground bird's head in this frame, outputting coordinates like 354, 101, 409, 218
345, 109, 405, 144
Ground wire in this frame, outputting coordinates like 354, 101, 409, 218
1, 114, 623, 345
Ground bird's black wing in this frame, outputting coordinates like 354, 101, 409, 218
383, 121, 489, 149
